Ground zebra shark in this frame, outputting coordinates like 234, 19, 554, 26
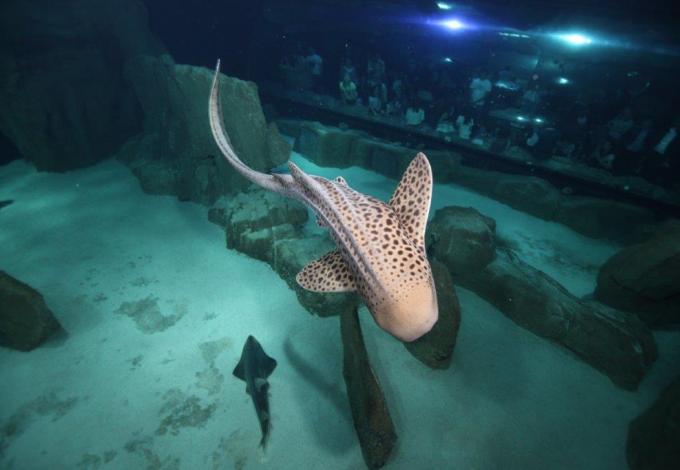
208, 60, 438, 341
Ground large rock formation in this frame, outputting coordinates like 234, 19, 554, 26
627, 375, 680, 470
0, 0, 164, 171
595, 220, 680, 328
341, 307, 397, 469
119, 55, 290, 204
428, 206, 657, 390
0, 271, 62, 351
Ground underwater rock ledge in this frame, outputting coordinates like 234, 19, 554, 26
428, 205, 657, 390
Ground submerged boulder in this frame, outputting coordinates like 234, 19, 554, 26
428, 205, 657, 390
427, 206, 496, 275
595, 220, 680, 328
0, 271, 62, 351
627, 375, 680, 470
120, 55, 290, 204
341, 307, 397, 469
0, 0, 164, 171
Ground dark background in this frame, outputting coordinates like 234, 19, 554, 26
141, 0, 680, 79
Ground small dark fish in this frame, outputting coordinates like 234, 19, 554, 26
233, 335, 277, 448
0, 200, 13, 210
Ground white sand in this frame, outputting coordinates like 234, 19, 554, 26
0, 155, 678, 470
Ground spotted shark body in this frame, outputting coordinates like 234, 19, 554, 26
209, 60, 438, 341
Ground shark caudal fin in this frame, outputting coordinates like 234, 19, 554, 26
388, 152, 433, 249
296, 250, 357, 292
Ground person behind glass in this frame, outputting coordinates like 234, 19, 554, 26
367, 53, 386, 84
305, 47, 323, 91
469, 71, 492, 108
436, 106, 456, 136
340, 57, 358, 84
339, 74, 358, 105
368, 85, 383, 115
405, 100, 425, 127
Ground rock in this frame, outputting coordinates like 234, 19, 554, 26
0, 271, 62, 351
595, 220, 680, 328
273, 236, 359, 318
0, 0, 164, 171
341, 307, 397, 469
492, 175, 562, 220
294, 122, 365, 168
403, 260, 461, 369
427, 206, 496, 276
626, 375, 680, 470
214, 186, 357, 317
119, 55, 290, 204
236, 224, 298, 263
460, 249, 657, 390
224, 188, 308, 242
428, 205, 657, 389
354, 139, 414, 180
555, 196, 656, 243
425, 149, 462, 184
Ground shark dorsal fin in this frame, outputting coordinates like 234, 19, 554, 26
388, 153, 433, 249
296, 250, 357, 292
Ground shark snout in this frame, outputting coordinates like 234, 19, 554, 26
375, 284, 438, 342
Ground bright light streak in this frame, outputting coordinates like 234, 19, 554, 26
534, 117, 544, 124
442, 19, 464, 30
443, 57, 453, 63
557, 77, 570, 85
556, 33, 592, 46
498, 31, 531, 39
437, 2, 453, 9
516, 116, 527, 122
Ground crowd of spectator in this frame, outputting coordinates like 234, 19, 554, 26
278, 42, 679, 190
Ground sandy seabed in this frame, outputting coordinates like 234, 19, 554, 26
1, 152, 679, 470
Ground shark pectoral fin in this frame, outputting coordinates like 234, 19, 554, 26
295, 250, 357, 293
233, 358, 246, 381
388, 152, 433, 249
263, 355, 277, 378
